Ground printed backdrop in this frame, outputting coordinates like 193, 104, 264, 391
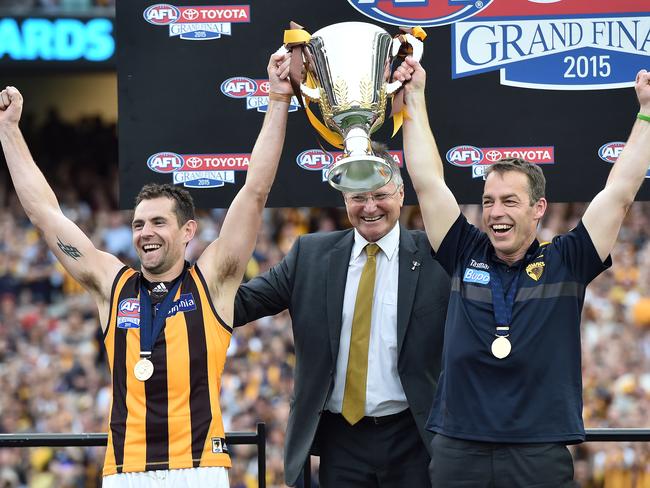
117, 0, 650, 208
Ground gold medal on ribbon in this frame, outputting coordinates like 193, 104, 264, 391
134, 358, 154, 381
491, 336, 512, 359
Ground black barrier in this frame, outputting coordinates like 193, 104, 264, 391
0, 423, 266, 488
1, 427, 648, 487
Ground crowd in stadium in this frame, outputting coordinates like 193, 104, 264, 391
0, 111, 649, 488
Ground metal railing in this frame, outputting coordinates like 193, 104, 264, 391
2, 426, 649, 488
0, 423, 266, 488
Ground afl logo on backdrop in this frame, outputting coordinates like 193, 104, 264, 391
598, 142, 625, 163
220, 77, 257, 98
446, 145, 483, 167
296, 150, 333, 171
598, 141, 650, 178
143, 4, 180, 25
347, 0, 493, 28
147, 152, 184, 173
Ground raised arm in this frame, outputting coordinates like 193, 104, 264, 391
396, 57, 460, 252
583, 70, 650, 261
198, 52, 290, 319
0, 87, 123, 325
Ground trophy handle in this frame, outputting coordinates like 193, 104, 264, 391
278, 42, 321, 100
386, 33, 424, 95
300, 83, 320, 100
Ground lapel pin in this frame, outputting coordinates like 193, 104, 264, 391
411, 261, 421, 271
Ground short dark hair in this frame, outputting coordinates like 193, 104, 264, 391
371, 141, 403, 187
484, 158, 546, 204
135, 183, 195, 226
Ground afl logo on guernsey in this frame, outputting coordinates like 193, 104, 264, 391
117, 298, 140, 329
347, 0, 494, 28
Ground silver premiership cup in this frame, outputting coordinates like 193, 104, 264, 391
299, 22, 423, 192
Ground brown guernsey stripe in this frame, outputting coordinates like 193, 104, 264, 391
109, 275, 133, 473
185, 275, 212, 467
145, 326, 170, 471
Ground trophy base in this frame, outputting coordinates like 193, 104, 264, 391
327, 155, 392, 193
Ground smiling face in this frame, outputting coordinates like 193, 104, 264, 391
132, 197, 196, 280
482, 170, 547, 264
344, 181, 404, 242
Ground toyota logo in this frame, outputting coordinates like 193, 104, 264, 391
485, 150, 502, 162
186, 157, 202, 169
183, 8, 199, 20
258, 81, 271, 94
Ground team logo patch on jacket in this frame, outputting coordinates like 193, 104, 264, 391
526, 261, 545, 281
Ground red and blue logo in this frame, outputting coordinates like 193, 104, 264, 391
146, 151, 251, 189
598, 142, 625, 163
117, 298, 140, 329
144, 4, 250, 40
296, 149, 404, 182
347, 0, 493, 28
221, 76, 300, 112
296, 150, 334, 171
143, 4, 180, 25
446, 144, 555, 178
597, 141, 650, 178
221, 77, 257, 98
349, 0, 650, 90
446, 145, 484, 167
147, 152, 184, 173
451, 0, 650, 90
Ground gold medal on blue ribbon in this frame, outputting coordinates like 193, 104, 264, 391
491, 336, 512, 359
134, 357, 154, 381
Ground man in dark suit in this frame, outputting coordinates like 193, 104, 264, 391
234, 146, 450, 488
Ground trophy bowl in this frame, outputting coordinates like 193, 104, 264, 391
298, 22, 423, 193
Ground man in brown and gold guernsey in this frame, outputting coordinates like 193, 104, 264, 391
0, 51, 292, 487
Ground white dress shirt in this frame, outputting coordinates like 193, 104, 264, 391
326, 223, 408, 417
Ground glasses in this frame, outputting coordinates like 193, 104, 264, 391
346, 186, 401, 205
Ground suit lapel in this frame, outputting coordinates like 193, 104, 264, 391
397, 227, 422, 356
327, 230, 354, 364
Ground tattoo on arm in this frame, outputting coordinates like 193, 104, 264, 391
57, 237, 83, 260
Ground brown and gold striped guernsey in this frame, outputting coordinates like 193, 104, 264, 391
102, 264, 232, 476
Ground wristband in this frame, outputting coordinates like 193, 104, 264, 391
637, 112, 650, 123
269, 92, 292, 103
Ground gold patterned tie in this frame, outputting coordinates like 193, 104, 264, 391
342, 243, 380, 425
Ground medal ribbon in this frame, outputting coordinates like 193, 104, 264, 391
138, 269, 186, 359
488, 263, 522, 337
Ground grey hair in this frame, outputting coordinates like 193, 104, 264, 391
371, 141, 403, 187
